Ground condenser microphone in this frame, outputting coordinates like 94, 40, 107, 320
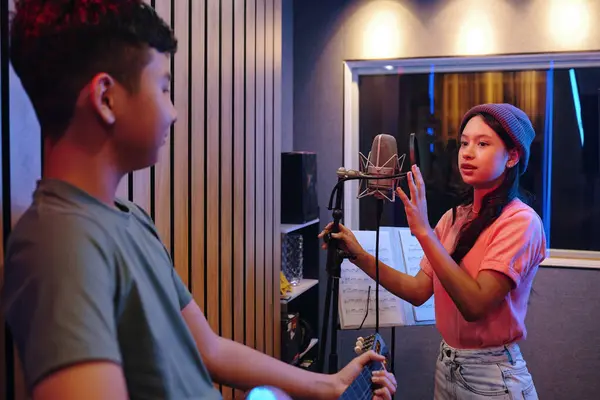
357, 133, 403, 202
366, 134, 399, 191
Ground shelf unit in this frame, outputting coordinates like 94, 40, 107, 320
280, 218, 321, 370
281, 279, 318, 303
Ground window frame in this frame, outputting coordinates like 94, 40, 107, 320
342, 51, 600, 269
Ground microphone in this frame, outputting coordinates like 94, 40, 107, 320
333, 132, 420, 203
359, 133, 404, 202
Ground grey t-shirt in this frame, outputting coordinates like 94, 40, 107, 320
2, 179, 222, 400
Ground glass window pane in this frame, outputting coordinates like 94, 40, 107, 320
358, 71, 547, 232
551, 68, 600, 251
357, 66, 600, 252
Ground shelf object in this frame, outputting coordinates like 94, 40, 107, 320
281, 279, 318, 303
281, 218, 319, 234
292, 338, 319, 367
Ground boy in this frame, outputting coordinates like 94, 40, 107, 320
2, 1, 396, 399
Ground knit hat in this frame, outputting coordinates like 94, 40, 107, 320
458, 103, 535, 174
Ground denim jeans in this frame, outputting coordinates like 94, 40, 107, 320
434, 340, 538, 399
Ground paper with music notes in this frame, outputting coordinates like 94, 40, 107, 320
398, 229, 436, 322
338, 230, 406, 329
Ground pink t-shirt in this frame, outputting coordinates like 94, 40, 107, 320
421, 198, 547, 349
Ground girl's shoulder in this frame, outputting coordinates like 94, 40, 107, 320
493, 199, 546, 247
499, 198, 543, 225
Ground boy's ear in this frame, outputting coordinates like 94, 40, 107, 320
89, 73, 117, 125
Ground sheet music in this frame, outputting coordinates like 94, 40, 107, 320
338, 231, 406, 329
398, 229, 436, 322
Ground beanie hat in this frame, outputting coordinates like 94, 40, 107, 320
458, 103, 535, 174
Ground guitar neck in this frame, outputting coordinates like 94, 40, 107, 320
339, 360, 385, 400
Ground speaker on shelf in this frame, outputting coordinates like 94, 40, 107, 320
281, 152, 319, 224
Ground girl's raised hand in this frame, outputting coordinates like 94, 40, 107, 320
396, 164, 432, 240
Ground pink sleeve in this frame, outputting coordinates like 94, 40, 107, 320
479, 209, 547, 287
420, 210, 453, 278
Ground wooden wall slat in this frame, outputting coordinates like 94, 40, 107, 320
264, 0, 275, 358
2, 0, 284, 397
220, 1, 234, 398
173, 0, 190, 287
254, 0, 266, 354
244, 0, 257, 352
206, 0, 221, 335
154, 0, 172, 253
191, 0, 207, 313
116, 174, 130, 200
233, 1, 246, 397
132, 168, 151, 214
273, 0, 283, 360
132, 0, 153, 214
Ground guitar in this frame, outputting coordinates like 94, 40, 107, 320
245, 334, 390, 400
339, 333, 390, 400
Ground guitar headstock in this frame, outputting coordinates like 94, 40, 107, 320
354, 334, 389, 361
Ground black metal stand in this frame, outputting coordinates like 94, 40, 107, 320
318, 176, 352, 374
374, 198, 396, 375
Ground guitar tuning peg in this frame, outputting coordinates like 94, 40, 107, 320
354, 345, 362, 355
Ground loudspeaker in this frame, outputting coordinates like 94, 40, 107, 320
281, 152, 319, 224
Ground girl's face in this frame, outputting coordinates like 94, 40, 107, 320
458, 116, 520, 190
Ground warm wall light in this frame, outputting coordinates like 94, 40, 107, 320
548, 0, 590, 48
456, 9, 495, 55
362, 10, 402, 59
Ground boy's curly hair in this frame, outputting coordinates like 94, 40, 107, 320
10, 0, 178, 140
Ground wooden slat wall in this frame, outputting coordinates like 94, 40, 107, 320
0, 1, 283, 399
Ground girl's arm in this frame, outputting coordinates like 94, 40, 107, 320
416, 229, 513, 321
319, 223, 433, 306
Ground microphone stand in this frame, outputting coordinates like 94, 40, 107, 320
317, 175, 348, 374
374, 197, 395, 374
317, 171, 406, 374
375, 198, 383, 333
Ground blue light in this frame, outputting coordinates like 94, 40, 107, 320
568, 68, 585, 147
542, 63, 554, 248
429, 64, 435, 115
246, 388, 277, 400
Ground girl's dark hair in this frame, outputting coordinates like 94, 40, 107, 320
450, 112, 531, 264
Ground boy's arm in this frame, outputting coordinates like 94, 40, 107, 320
181, 301, 336, 399
32, 362, 128, 400
182, 300, 396, 400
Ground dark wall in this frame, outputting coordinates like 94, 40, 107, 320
293, 0, 600, 398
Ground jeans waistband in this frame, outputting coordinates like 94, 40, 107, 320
438, 340, 522, 365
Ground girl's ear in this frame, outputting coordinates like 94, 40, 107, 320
506, 148, 520, 169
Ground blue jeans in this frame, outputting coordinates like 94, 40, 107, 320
434, 340, 538, 399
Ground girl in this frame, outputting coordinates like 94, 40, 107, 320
320, 103, 546, 399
